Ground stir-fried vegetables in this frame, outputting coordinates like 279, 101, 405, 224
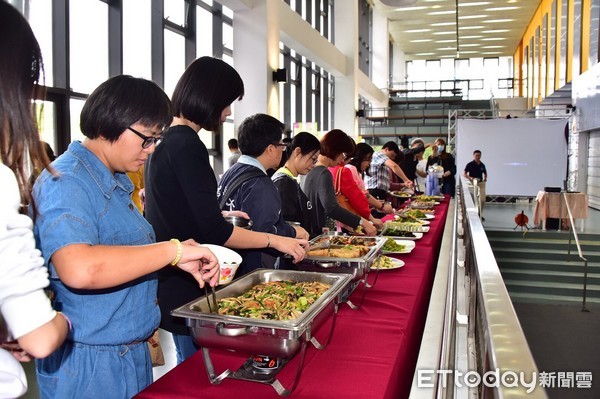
382, 238, 406, 252
217, 281, 330, 320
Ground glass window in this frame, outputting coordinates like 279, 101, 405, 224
69, 98, 87, 144
591, 0, 600, 67
35, 100, 57, 153
541, 14, 547, 97
164, 30, 186, 98
222, 5, 233, 19
70, 0, 108, 94
29, 0, 53, 86
123, 0, 152, 80
164, 0, 186, 27
559, 0, 567, 86
549, 1, 556, 91
197, 6, 213, 57
223, 22, 233, 51
573, 0, 582, 76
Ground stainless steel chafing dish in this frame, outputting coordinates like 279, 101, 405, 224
171, 269, 352, 396
298, 233, 386, 309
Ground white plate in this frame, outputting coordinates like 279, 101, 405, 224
383, 232, 423, 241
371, 256, 405, 270
419, 220, 431, 226
201, 244, 242, 285
382, 238, 416, 254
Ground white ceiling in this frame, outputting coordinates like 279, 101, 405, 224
372, 0, 541, 61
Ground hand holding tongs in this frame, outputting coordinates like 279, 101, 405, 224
202, 262, 219, 314
308, 238, 331, 252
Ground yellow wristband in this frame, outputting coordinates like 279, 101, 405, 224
170, 239, 182, 266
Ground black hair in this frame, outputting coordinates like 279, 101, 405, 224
171, 57, 244, 131
238, 114, 285, 157
279, 132, 321, 166
0, 2, 49, 208
382, 141, 400, 154
349, 142, 374, 175
228, 138, 239, 149
473, 149, 481, 155
80, 75, 172, 142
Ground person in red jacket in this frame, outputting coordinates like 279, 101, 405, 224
329, 156, 384, 232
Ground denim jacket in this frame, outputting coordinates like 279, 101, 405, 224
32, 141, 159, 345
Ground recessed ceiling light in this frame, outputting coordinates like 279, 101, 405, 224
436, 39, 457, 43
482, 29, 510, 33
411, 39, 433, 42
429, 10, 456, 15
437, 47, 457, 51
432, 31, 456, 35
414, 53, 436, 56
480, 37, 506, 41
482, 45, 505, 48
459, 50, 478, 54
431, 22, 455, 26
460, 26, 484, 30
460, 35, 483, 39
394, 6, 428, 11
484, 19, 514, 23
459, 15, 488, 19
460, 44, 481, 47
459, 2, 492, 6
405, 29, 432, 33
486, 6, 519, 11
482, 51, 503, 55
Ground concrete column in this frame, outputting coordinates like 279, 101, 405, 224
334, 0, 359, 137
232, 0, 281, 131
392, 43, 406, 84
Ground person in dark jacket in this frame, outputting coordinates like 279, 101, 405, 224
144, 57, 307, 364
272, 132, 321, 237
217, 114, 310, 276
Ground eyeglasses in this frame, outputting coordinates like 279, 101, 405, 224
273, 142, 288, 150
128, 126, 163, 149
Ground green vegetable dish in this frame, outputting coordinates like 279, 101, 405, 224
383, 238, 406, 252
218, 280, 330, 320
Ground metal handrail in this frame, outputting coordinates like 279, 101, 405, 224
459, 176, 546, 398
561, 192, 590, 311
436, 196, 459, 397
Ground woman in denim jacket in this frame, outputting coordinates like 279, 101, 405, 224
32, 75, 219, 399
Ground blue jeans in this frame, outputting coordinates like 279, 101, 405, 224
172, 333, 199, 364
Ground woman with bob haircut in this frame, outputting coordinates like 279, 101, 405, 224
300, 129, 377, 236
272, 132, 321, 237
144, 57, 307, 363
0, 3, 69, 397
32, 75, 220, 398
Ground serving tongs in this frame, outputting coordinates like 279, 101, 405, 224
307, 238, 330, 252
205, 285, 219, 314
202, 265, 219, 313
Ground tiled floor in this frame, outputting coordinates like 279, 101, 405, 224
481, 201, 600, 234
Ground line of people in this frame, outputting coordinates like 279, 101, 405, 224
0, 3, 461, 398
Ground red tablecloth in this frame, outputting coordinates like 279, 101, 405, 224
136, 198, 449, 399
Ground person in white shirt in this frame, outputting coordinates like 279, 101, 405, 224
0, 3, 69, 397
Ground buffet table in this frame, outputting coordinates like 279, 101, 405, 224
533, 191, 589, 231
136, 198, 450, 399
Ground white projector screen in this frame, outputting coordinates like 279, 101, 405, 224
456, 119, 568, 196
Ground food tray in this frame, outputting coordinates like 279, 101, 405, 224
299, 234, 387, 281
171, 269, 352, 359
381, 221, 430, 233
